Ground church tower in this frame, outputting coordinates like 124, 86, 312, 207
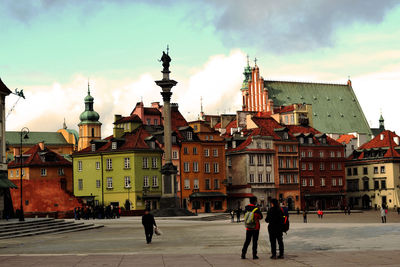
78, 83, 101, 151
241, 57, 267, 112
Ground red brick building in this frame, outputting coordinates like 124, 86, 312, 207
8, 143, 81, 216
286, 125, 346, 210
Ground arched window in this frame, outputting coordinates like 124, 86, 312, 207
91, 128, 95, 137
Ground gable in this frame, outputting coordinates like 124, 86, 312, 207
265, 81, 372, 135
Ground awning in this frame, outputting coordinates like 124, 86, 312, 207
304, 193, 345, 197
228, 193, 255, 198
142, 194, 161, 199
0, 172, 17, 189
189, 192, 227, 198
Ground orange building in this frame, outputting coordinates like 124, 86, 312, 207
179, 122, 227, 213
8, 143, 81, 216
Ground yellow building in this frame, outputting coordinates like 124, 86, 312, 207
346, 130, 400, 209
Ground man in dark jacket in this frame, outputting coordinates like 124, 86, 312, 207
142, 209, 157, 244
241, 196, 263, 260
265, 198, 284, 259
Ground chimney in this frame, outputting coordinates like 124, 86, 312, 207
38, 141, 45, 150
347, 77, 352, 87
394, 136, 399, 146
380, 134, 384, 141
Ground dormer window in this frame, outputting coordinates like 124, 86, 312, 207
308, 138, 313, 144
299, 137, 304, 144
283, 132, 288, 140
91, 144, 96, 152
112, 142, 117, 150
187, 131, 193, 140
172, 135, 177, 143
150, 141, 155, 149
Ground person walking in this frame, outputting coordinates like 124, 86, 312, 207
303, 210, 307, 223
236, 207, 242, 223
266, 198, 284, 259
142, 209, 157, 244
230, 209, 235, 223
380, 206, 387, 223
241, 197, 263, 260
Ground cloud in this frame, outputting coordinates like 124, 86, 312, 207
205, 0, 400, 53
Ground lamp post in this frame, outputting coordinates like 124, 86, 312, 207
19, 127, 29, 221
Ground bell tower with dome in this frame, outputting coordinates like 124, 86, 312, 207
78, 83, 102, 151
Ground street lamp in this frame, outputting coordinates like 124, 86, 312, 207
19, 127, 29, 221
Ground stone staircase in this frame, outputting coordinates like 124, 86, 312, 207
0, 218, 103, 239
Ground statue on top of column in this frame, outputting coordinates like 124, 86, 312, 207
160, 46, 171, 73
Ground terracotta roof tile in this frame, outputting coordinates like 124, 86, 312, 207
353, 130, 400, 159
114, 114, 142, 124
337, 134, 356, 144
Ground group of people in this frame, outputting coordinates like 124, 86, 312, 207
241, 197, 287, 260
229, 208, 242, 223
74, 205, 121, 220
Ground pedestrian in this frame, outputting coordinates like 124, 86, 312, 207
241, 197, 263, 260
320, 210, 324, 219
303, 210, 307, 223
142, 209, 157, 244
230, 209, 235, 223
380, 206, 387, 223
265, 198, 284, 259
236, 207, 242, 223
317, 210, 321, 218
347, 206, 351, 215
344, 206, 347, 215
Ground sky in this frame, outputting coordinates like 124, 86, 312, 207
1, 0, 400, 137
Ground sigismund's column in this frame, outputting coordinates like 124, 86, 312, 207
155, 49, 178, 208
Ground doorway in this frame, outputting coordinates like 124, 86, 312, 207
205, 202, 211, 213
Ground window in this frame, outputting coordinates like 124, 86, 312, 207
78, 161, 82, 171
279, 158, 283, 168
184, 162, 190, 172
337, 163, 342, 170
373, 167, 378, 174
286, 158, 291, 168
353, 167, 358, 175
250, 174, 255, 183
266, 155, 271, 164
293, 174, 298, 183
154, 119, 158, 125
249, 155, 255, 165
332, 178, 337, 186
21, 169, 25, 177
320, 163, 325, 170
107, 177, 113, 189
258, 173, 263, 183
78, 179, 83, 190
112, 142, 117, 150
302, 179, 307, 187
293, 158, 297, 168
205, 136, 209, 140
257, 155, 263, 166
143, 176, 149, 188
58, 168, 64, 176
380, 166, 385, 173
302, 163, 306, 170
309, 163, 313, 170
9, 170, 13, 177
183, 147, 189, 154
106, 158, 112, 170
152, 157, 158, 168
308, 151, 313, 157
125, 176, 131, 188
210, 135, 213, 140
142, 157, 148, 169
205, 179, 210, 190
337, 151, 341, 157
193, 147, 198, 154
347, 168, 352, 176
214, 201, 223, 210
152, 176, 158, 187
309, 178, 314, 186
265, 142, 271, 149
91, 144, 96, 152
172, 151, 178, 159
184, 178, 190, 189
124, 158, 130, 169
193, 162, 199, 172
363, 179, 369, 190
363, 167, 368, 175
204, 163, 210, 173
227, 157, 232, 167
330, 151, 335, 157
41, 168, 47, 176
301, 151, 306, 158
278, 145, 283, 152
381, 180, 386, 189
308, 138, 313, 144
16, 170, 19, 177
292, 145, 297, 152
299, 137, 304, 144
266, 173, 272, 183
204, 149, 210, 157
91, 128, 95, 137
96, 179, 100, 188
213, 149, 218, 157
213, 163, 219, 173
374, 180, 379, 190
319, 151, 324, 158
96, 161, 100, 170
193, 178, 199, 189
286, 145, 290, 152
283, 132, 288, 140
257, 142, 262, 149
338, 178, 343, 186
187, 131, 193, 140
321, 178, 325, 186
279, 175, 284, 184
286, 175, 291, 184
331, 163, 335, 170
214, 179, 220, 189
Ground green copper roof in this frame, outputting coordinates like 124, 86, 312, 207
79, 86, 100, 125
265, 81, 372, 135
6, 131, 70, 145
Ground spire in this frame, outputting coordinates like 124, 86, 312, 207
63, 118, 67, 129
200, 96, 203, 113
254, 57, 257, 66
379, 112, 385, 130
88, 79, 91, 95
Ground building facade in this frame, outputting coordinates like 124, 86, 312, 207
346, 130, 400, 209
